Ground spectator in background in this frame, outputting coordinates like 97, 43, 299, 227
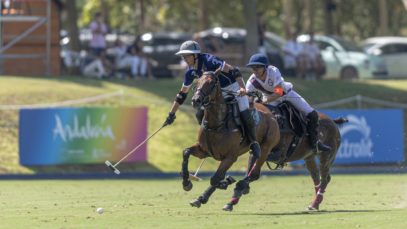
84, 12, 114, 79
302, 34, 325, 80
131, 35, 153, 79
107, 39, 145, 80
283, 32, 305, 78
89, 12, 108, 56
82, 50, 113, 79
137, 35, 157, 79
125, 44, 145, 79
107, 39, 130, 78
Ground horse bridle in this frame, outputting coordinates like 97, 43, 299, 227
195, 74, 219, 107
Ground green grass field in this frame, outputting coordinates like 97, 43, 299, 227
0, 76, 406, 228
0, 76, 407, 174
0, 175, 406, 229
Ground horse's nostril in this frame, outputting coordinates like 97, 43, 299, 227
192, 98, 202, 109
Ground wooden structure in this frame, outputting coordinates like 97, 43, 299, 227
0, 0, 62, 76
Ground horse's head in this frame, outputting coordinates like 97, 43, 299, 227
191, 71, 220, 109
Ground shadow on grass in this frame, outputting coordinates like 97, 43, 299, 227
27, 161, 162, 174
23, 75, 407, 107
56, 76, 407, 107
228, 209, 390, 216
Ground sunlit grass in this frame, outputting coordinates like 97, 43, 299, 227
0, 175, 406, 229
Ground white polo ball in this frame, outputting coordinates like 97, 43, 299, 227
96, 207, 104, 214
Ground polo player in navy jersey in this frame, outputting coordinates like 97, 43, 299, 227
163, 40, 261, 158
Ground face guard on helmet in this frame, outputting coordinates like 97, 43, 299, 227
175, 40, 201, 56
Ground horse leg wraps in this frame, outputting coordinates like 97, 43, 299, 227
314, 183, 321, 194
182, 148, 192, 181
247, 155, 260, 181
198, 186, 216, 204
234, 180, 250, 196
230, 197, 240, 205
210, 173, 224, 187
216, 176, 236, 190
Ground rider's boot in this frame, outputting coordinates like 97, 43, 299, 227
240, 109, 261, 159
307, 110, 331, 153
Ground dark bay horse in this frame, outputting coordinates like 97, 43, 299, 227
184, 71, 345, 212
223, 104, 347, 211
181, 71, 280, 208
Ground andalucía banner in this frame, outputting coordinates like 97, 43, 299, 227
19, 107, 148, 166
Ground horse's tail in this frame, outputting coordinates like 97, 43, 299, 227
333, 117, 348, 125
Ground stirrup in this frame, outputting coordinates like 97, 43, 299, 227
266, 161, 286, 170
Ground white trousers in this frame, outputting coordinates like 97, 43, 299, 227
221, 82, 249, 111
83, 59, 106, 78
266, 90, 313, 115
117, 55, 147, 76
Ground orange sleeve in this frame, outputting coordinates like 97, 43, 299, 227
273, 86, 284, 96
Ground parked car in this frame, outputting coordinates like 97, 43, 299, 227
297, 34, 387, 79
140, 32, 192, 78
362, 36, 407, 78
195, 27, 286, 71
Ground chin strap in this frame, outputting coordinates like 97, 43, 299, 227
193, 54, 198, 66
261, 67, 267, 77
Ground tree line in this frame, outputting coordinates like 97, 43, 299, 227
64, 0, 407, 53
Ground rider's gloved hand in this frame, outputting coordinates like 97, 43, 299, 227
238, 88, 247, 96
164, 112, 176, 126
262, 97, 268, 103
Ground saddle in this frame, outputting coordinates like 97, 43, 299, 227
266, 101, 308, 169
199, 94, 262, 156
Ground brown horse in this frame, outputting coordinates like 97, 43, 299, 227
181, 71, 280, 208
222, 103, 347, 211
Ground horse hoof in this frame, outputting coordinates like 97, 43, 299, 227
307, 205, 319, 211
222, 203, 233, 211
190, 199, 201, 208
183, 180, 193, 191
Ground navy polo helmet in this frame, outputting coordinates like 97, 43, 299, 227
246, 53, 269, 67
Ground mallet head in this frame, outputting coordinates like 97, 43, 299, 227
189, 173, 202, 181
105, 160, 120, 175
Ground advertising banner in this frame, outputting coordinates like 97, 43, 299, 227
289, 109, 404, 165
323, 109, 404, 164
290, 109, 405, 165
19, 107, 148, 165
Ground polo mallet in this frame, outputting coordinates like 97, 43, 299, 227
105, 124, 167, 175
189, 159, 206, 181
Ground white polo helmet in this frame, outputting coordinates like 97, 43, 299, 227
175, 40, 201, 55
